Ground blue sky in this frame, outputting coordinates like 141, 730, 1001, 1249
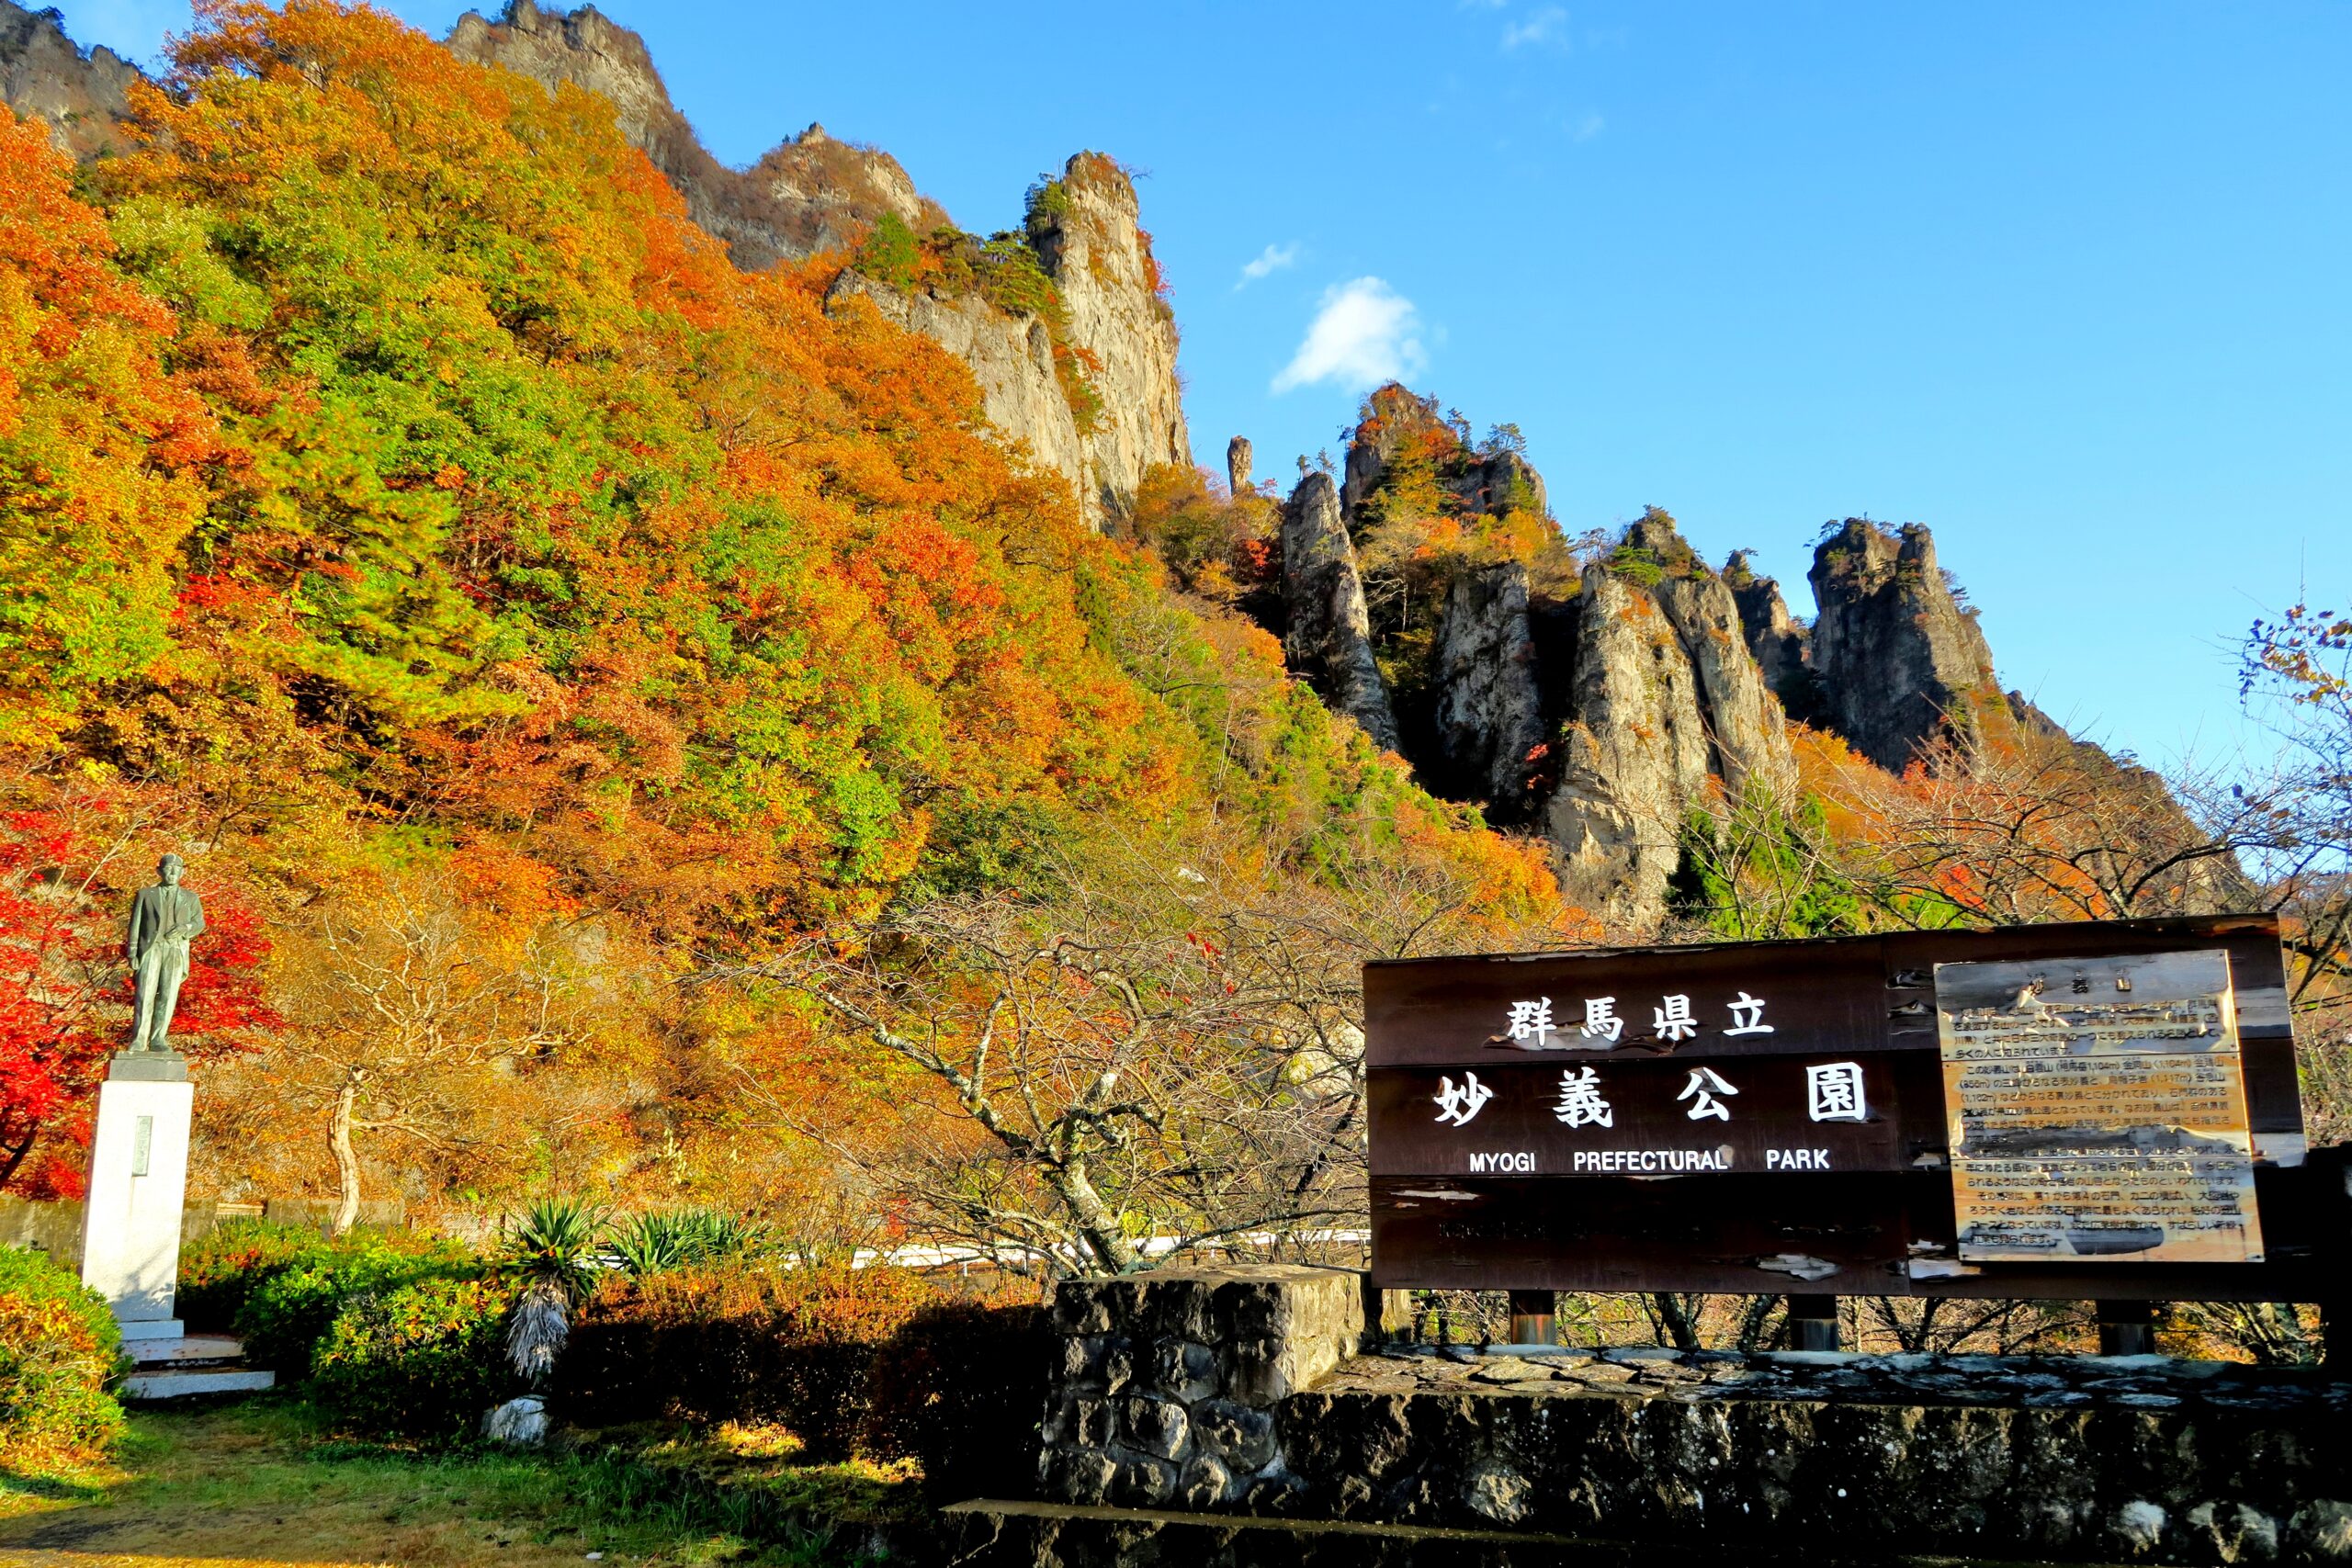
56, 1, 2352, 771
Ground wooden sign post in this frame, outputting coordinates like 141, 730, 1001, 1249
1366, 915, 2341, 1326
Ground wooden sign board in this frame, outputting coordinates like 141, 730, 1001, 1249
1366, 915, 2336, 1303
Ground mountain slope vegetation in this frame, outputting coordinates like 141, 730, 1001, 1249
0, 1, 1563, 1226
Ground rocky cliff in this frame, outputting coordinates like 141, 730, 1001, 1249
1253, 385, 2235, 930
0, 0, 136, 159
1340, 383, 1544, 524
1282, 474, 1399, 752
446, 2, 946, 268
825, 270, 1089, 499
1026, 155, 1192, 521
1430, 562, 1548, 819
1544, 565, 1714, 928
1724, 551, 1810, 705
447, 6, 1188, 526
1, 1, 1189, 530
1808, 519, 2004, 772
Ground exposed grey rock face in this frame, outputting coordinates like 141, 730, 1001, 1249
1626, 527, 1795, 800
1808, 518, 2000, 771
1027, 153, 1193, 523
1340, 386, 1439, 518
1456, 448, 1546, 517
447, 3, 947, 269
1544, 566, 1712, 927
1430, 562, 1547, 820
823, 271, 1087, 509
448, 10, 1188, 528
1282, 475, 1398, 751
1726, 551, 1810, 699
1226, 436, 1252, 497
0, 0, 137, 159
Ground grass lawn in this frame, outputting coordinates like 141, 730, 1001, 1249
0, 1399, 924, 1568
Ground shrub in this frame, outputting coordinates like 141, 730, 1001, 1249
501, 1197, 605, 1389
606, 1208, 771, 1280
176, 1219, 332, 1333
232, 1232, 479, 1378
854, 211, 919, 288
0, 1246, 125, 1471
861, 1297, 1048, 1502
555, 1264, 941, 1461
310, 1276, 510, 1441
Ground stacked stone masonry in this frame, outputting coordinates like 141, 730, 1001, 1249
1037, 1267, 2352, 1566
1041, 1265, 1367, 1517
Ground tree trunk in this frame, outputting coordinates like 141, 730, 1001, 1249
1048, 1156, 1136, 1274
1650, 1292, 1703, 1351
328, 1074, 362, 1237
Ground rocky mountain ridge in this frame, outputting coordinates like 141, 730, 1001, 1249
0, 1, 133, 159
1258, 383, 2217, 929
1, 6, 2229, 934
447, 2, 1188, 529
0, 0, 1188, 530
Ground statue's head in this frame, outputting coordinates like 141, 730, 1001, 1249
156, 854, 184, 886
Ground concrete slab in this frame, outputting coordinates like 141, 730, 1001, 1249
123, 1367, 275, 1400
129, 1335, 243, 1365
79, 1068, 195, 1330
118, 1317, 187, 1342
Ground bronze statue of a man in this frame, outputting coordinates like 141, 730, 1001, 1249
127, 854, 205, 1054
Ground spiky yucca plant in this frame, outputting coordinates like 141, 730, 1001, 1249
605, 1208, 772, 1280
501, 1197, 605, 1389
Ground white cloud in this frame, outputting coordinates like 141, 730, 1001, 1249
1571, 111, 1605, 141
1235, 242, 1301, 289
1503, 5, 1569, 51
1271, 278, 1426, 395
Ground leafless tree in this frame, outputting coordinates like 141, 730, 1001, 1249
706, 820, 1570, 1276
234, 876, 597, 1234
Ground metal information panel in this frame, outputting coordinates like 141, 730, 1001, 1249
1365, 915, 2325, 1303
1935, 949, 2263, 1265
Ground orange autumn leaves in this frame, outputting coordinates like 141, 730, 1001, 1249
2, 0, 1559, 964
0, 0, 1178, 940
0, 109, 218, 745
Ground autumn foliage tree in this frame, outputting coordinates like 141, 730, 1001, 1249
0, 782, 272, 1195
0, 1, 1570, 1223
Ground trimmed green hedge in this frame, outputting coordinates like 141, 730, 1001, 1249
0, 1246, 125, 1471
176, 1218, 332, 1333
311, 1276, 511, 1441
185, 1223, 478, 1378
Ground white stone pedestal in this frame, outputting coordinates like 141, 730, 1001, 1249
78, 1052, 194, 1338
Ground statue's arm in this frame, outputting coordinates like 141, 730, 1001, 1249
187, 897, 206, 942
127, 895, 148, 962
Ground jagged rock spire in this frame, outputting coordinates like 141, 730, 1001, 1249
1431, 562, 1548, 819
1544, 566, 1713, 929
1808, 519, 2001, 771
1227, 436, 1252, 498
1281, 474, 1398, 752
1724, 551, 1810, 704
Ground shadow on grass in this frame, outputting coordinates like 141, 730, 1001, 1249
0, 1462, 109, 1505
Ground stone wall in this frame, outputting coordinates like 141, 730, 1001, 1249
1032, 1266, 2352, 1565
1039, 1264, 1367, 1514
